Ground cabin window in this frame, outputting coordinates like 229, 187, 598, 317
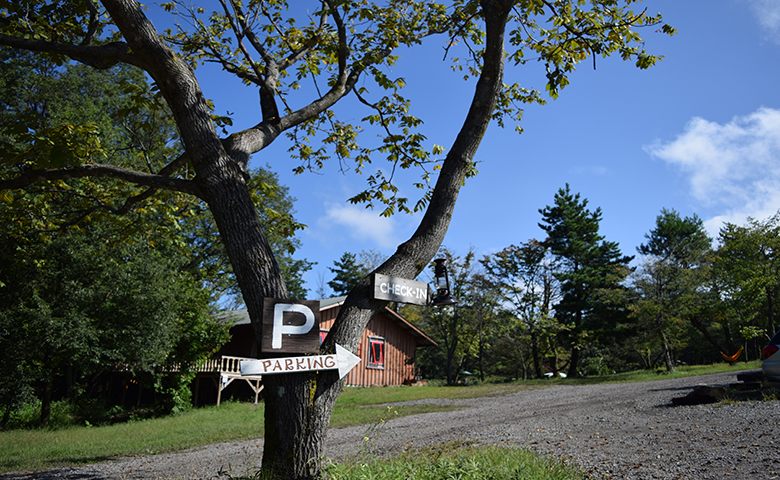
367, 336, 385, 369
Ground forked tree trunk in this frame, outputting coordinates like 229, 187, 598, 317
259, 2, 514, 477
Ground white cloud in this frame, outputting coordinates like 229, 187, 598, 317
644, 107, 780, 236
318, 204, 400, 249
747, 0, 780, 43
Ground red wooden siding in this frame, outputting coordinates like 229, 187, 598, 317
319, 304, 431, 386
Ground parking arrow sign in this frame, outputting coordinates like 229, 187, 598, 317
240, 344, 361, 379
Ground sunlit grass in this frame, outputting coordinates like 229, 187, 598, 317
325, 443, 586, 480
0, 402, 266, 472
545, 360, 763, 386
335, 382, 531, 407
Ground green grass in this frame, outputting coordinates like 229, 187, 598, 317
0, 402, 266, 472
0, 361, 762, 474
0, 400, 464, 473
335, 382, 531, 407
544, 360, 763, 386
324, 442, 586, 480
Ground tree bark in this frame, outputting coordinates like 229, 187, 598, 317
40, 378, 53, 427
660, 329, 675, 372
531, 332, 542, 379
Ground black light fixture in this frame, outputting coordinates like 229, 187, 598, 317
431, 258, 457, 306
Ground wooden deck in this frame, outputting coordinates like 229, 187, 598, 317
193, 356, 263, 406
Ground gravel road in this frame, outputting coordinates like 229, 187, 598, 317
3, 370, 779, 479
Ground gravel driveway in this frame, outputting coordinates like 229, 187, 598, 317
4, 370, 779, 479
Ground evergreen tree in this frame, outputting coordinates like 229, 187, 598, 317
539, 184, 632, 377
327, 252, 366, 296
638, 208, 711, 266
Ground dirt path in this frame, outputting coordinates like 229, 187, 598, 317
4, 370, 779, 479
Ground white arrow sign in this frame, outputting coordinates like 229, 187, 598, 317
240, 344, 361, 380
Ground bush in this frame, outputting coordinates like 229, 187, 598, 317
4, 399, 78, 430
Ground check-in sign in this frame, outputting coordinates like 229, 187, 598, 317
372, 273, 431, 306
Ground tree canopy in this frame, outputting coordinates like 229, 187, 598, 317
631, 209, 713, 371
717, 212, 780, 337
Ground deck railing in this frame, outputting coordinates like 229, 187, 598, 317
195, 356, 248, 374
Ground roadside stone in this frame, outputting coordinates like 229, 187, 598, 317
671, 385, 727, 405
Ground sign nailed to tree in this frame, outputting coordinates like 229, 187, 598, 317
371, 273, 431, 306
241, 344, 361, 379
261, 298, 320, 354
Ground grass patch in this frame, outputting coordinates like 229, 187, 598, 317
532, 361, 763, 386
335, 382, 530, 407
331, 404, 463, 429
324, 442, 586, 480
0, 402, 266, 472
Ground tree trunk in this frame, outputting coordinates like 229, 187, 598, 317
567, 347, 579, 378
661, 330, 675, 372
689, 315, 727, 353
40, 378, 53, 427
91, 0, 514, 477
767, 285, 776, 335
531, 332, 542, 379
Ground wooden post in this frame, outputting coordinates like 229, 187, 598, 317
216, 375, 224, 407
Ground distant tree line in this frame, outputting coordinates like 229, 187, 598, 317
389, 186, 780, 384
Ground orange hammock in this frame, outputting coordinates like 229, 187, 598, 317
720, 347, 743, 363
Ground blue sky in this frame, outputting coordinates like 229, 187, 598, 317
155, 1, 780, 296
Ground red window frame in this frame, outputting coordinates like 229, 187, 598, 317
367, 336, 385, 369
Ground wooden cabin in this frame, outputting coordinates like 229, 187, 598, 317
208, 297, 435, 390
318, 296, 436, 386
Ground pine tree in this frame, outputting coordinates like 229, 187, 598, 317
539, 184, 632, 377
327, 252, 366, 296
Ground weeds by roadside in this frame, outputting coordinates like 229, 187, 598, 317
324, 442, 586, 480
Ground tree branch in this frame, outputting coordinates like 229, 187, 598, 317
0, 34, 140, 70
0, 164, 202, 198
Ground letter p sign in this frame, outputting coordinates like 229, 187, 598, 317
261, 298, 320, 354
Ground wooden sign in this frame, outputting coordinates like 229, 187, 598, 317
261, 298, 320, 354
241, 344, 361, 379
371, 273, 431, 306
